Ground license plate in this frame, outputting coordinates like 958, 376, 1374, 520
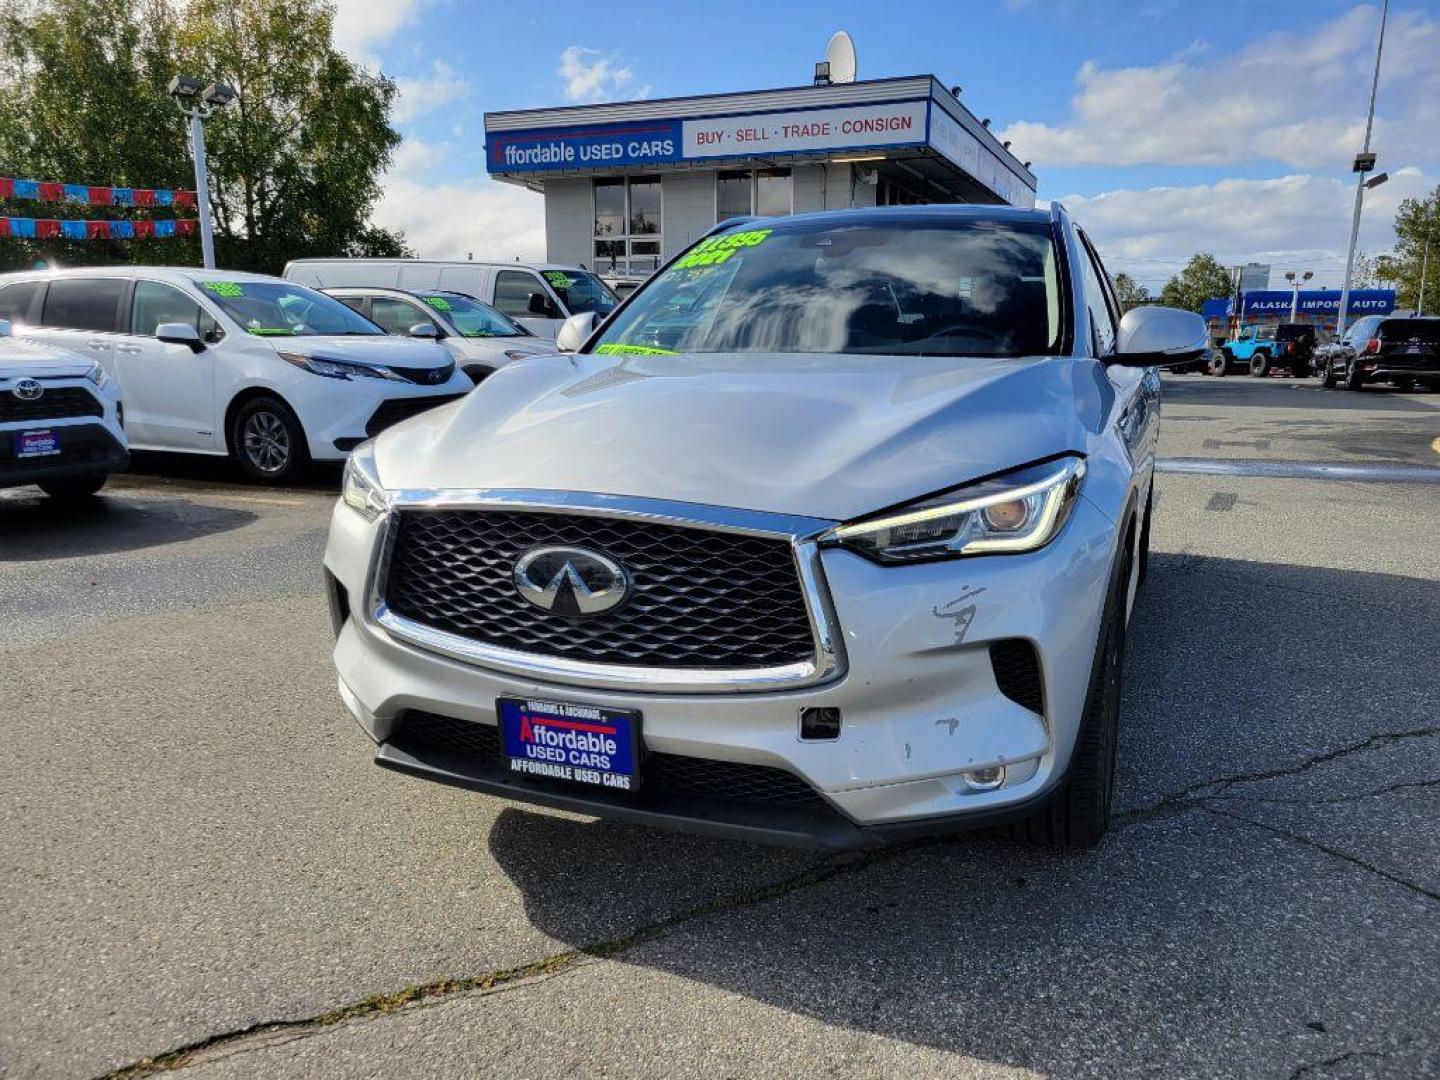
15, 429, 60, 458
497, 697, 640, 792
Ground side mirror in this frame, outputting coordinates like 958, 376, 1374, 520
527, 291, 559, 318
407, 322, 440, 339
156, 322, 205, 353
555, 311, 597, 352
1110, 306, 1207, 368
0, 318, 11, 337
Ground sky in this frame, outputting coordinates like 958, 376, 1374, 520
340, 0, 1440, 293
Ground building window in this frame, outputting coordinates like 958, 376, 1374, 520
716, 168, 792, 223
593, 176, 662, 273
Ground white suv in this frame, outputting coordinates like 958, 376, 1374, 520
0, 319, 127, 499
0, 267, 472, 482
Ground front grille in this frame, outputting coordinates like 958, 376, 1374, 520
387, 362, 455, 386
365, 394, 465, 437
383, 509, 816, 669
390, 711, 827, 808
0, 386, 102, 423
990, 639, 1044, 715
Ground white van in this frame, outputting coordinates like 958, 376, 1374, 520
282, 259, 620, 339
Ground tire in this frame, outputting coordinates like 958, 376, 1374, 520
37, 472, 108, 500
1207, 352, 1229, 377
1250, 352, 1270, 377
230, 396, 308, 483
1394, 377, 1415, 393
1136, 484, 1153, 590
1321, 360, 1338, 389
1344, 365, 1366, 391
1011, 528, 1132, 849
1292, 362, 1312, 378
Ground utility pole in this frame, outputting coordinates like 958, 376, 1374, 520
1335, 0, 1388, 338
168, 76, 236, 270
1285, 270, 1314, 320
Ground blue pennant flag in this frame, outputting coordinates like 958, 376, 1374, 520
60, 219, 87, 239
112, 187, 135, 207
154, 189, 174, 207
10, 217, 37, 238
12, 180, 38, 199
153, 219, 176, 237
62, 184, 89, 203
109, 220, 135, 239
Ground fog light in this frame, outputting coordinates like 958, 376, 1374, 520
962, 765, 1006, 791
799, 707, 841, 740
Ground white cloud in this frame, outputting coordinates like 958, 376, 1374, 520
392, 60, 469, 124
1062, 167, 1434, 291
388, 136, 448, 178
557, 45, 647, 104
373, 177, 545, 262
330, 0, 428, 60
1000, 5, 1440, 170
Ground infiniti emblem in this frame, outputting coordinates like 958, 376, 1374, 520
12, 378, 42, 401
513, 546, 631, 616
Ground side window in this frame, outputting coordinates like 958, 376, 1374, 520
370, 297, 431, 335
1076, 235, 1117, 356
0, 280, 40, 323
493, 270, 546, 318
41, 277, 128, 332
131, 281, 203, 337
334, 296, 369, 316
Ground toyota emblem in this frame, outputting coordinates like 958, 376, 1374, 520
12, 378, 43, 401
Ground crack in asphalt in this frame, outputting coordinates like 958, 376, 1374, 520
1214, 777, 1440, 806
1289, 1047, 1396, 1079
1206, 804, 1440, 903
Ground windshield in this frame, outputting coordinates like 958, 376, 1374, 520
589, 217, 1063, 358
542, 270, 618, 317
198, 280, 383, 337
419, 292, 528, 338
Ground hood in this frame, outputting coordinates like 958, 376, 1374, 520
373, 351, 1110, 522
450, 336, 558, 362
0, 336, 95, 377
271, 335, 452, 369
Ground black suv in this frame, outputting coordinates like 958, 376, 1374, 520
1320, 316, 1440, 392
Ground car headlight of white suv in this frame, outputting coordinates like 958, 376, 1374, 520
825, 456, 1086, 564
341, 442, 389, 522
84, 361, 110, 389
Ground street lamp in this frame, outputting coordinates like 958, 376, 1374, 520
1335, 0, 1389, 338
168, 75, 236, 269
1284, 270, 1314, 320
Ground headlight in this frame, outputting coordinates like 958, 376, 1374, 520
278, 351, 404, 381
84, 361, 110, 389
825, 457, 1086, 564
341, 442, 388, 522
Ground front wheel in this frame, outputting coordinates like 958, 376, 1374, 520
1344, 365, 1366, 391
1207, 352, 1229, 377
1250, 352, 1270, 377
1321, 360, 1338, 388
38, 472, 109, 500
231, 396, 308, 483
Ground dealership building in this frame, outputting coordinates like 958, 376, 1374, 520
1201, 289, 1397, 339
483, 76, 1037, 275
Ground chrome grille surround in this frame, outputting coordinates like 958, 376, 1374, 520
366, 489, 846, 694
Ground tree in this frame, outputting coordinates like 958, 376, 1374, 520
1158, 254, 1232, 313
1373, 185, 1440, 315
0, 0, 409, 273
1111, 272, 1150, 310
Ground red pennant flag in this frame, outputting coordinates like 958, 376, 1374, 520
0, 218, 9, 237
36, 218, 61, 238
86, 219, 111, 239
133, 189, 155, 206
88, 186, 113, 206
37, 182, 64, 202
175, 218, 196, 236
173, 190, 196, 208
132, 219, 154, 238
0, 178, 13, 198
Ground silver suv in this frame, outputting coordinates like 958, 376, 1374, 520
322, 204, 1205, 849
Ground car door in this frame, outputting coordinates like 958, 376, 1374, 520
492, 269, 560, 337
116, 280, 220, 450
23, 276, 128, 382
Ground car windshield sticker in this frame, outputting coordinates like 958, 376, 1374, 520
594, 343, 676, 356
543, 271, 576, 289
200, 281, 245, 297
245, 327, 297, 336
672, 228, 771, 271
422, 296, 451, 311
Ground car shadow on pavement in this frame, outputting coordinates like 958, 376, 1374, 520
0, 489, 256, 560
484, 552, 1440, 1077
121, 450, 344, 493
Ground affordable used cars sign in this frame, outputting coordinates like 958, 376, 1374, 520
487, 121, 683, 172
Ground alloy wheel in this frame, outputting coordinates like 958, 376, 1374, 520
242, 410, 292, 474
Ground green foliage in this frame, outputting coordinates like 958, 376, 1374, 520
1157, 253, 1232, 313
1373, 185, 1440, 314
1110, 272, 1150, 310
0, 0, 410, 273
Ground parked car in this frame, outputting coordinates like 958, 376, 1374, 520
0, 318, 127, 499
283, 259, 620, 339
323, 287, 557, 382
323, 204, 1206, 850
600, 273, 648, 299
1319, 315, 1438, 391
0, 267, 470, 483
1256, 323, 1323, 377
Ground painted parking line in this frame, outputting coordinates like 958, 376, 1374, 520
1156, 457, 1440, 484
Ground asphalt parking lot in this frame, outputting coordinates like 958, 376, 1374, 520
3, 374, 1439, 1079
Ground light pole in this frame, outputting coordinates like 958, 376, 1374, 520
168, 75, 236, 270
1284, 270, 1314, 320
1335, 0, 1389, 338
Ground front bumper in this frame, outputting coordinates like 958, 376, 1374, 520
323, 492, 1119, 846
0, 422, 128, 489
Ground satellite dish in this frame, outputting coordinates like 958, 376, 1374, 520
826, 31, 857, 84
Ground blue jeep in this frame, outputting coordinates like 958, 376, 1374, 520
1213, 323, 1317, 377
